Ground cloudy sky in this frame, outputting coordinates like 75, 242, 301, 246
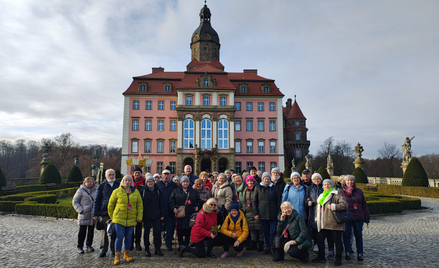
1, 0, 438, 159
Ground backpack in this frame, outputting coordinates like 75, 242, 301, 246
189, 210, 206, 228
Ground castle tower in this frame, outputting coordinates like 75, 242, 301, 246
190, 4, 220, 62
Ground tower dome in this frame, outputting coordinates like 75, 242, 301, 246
190, 4, 220, 62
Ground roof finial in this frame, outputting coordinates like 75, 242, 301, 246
294, 95, 296, 101
205, 0, 207, 5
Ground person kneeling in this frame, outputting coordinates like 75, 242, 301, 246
273, 201, 312, 263
220, 202, 249, 258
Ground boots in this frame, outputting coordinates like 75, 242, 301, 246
155, 248, 163, 256
264, 245, 271, 254
257, 241, 264, 252
357, 253, 364, 261
144, 247, 151, 257
114, 251, 121, 265
123, 250, 134, 262
334, 256, 342, 266
247, 241, 257, 250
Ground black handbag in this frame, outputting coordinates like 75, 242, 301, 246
331, 196, 353, 224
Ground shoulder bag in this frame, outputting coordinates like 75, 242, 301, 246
331, 195, 353, 224
176, 191, 190, 218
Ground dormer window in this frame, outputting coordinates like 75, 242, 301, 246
204, 78, 209, 86
138, 82, 148, 92
239, 83, 248, 94
263, 87, 269, 93
163, 82, 172, 92
261, 83, 271, 94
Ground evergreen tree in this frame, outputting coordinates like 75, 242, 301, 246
67, 166, 83, 182
283, 167, 292, 183
402, 158, 429, 187
39, 164, 62, 184
317, 166, 331, 180
115, 170, 122, 179
298, 163, 305, 174
352, 167, 368, 183
0, 167, 7, 190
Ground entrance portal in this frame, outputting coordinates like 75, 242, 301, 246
218, 157, 228, 173
200, 158, 211, 172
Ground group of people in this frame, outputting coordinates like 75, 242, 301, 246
72, 165, 369, 266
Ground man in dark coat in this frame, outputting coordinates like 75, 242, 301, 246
271, 167, 286, 203
131, 167, 145, 251
184, 165, 198, 185
156, 169, 177, 251
93, 169, 120, 257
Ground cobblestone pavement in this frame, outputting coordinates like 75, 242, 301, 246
1, 197, 439, 268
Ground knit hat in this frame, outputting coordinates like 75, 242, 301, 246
180, 175, 190, 183
261, 172, 271, 180
245, 176, 255, 184
225, 169, 231, 173
153, 173, 160, 178
134, 167, 142, 174
271, 167, 280, 174
290, 172, 301, 179
229, 202, 239, 211
323, 179, 334, 187
311, 173, 322, 180
145, 174, 154, 183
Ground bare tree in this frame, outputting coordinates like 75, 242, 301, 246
378, 143, 402, 159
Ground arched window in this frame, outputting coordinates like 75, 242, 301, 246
218, 119, 228, 149
201, 119, 211, 150
184, 119, 194, 149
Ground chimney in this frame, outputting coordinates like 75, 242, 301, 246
243, 69, 257, 75
152, 67, 165, 73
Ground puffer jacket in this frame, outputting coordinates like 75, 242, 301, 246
308, 183, 323, 230
169, 186, 200, 229
277, 209, 312, 250
73, 184, 97, 225
254, 182, 280, 221
340, 186, 370, 223
211, 180, 233, 212
272, 178, 286, 203
315, 189, 347, 232
108, 186, 143, 227
221, 210, 249, 243
190, 202, 218, 243
242, 185, 261, 230
282, 183, 309, 219
140, 185, 164, 220
93, 179, 120, 217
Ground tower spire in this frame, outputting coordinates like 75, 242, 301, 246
190, 3, 220, 62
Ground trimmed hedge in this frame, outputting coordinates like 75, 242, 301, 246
367, 199, 403, 214
402, 158, 429, 187
15, 203, 77, 218
67, 166, 83, 182
352, 167, 368, 183
317, 166, 331, 180
357, 183, 439, 198
25, 194, 58, 204
363, 191, 421, 214
298, 163, 305, 175
283, 168, 291, 183
40, 164, 62, 184
0, 188, 78, 202
0, 201, 24, 212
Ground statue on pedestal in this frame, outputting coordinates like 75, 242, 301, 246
42, 142, 51, 161
291, 158, 296, 172
401, 136, 414, 163
73, 153, 79, 166
327, 153, 333, 168
354, 143, 364, 159
305, 154, 312, 173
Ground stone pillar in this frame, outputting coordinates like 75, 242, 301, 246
353, 143, 365, 170
401, 162, 409, 174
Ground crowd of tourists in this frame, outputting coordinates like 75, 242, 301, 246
72, 165, 370, 266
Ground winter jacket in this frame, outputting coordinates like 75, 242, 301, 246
272, 179, 286, 203
211, 180, 234, 212
108, 186, 143, 227
242, 185, 261, 230
93, 179, 120, 217
72, 184, 97, 226
221, 210, 249, 243
340, 186, 370, 223
195, 186, 211, 207
254, 182, 280, 221
204, 181, 213, 192
187, 173, 198, 185
276, 209, 312, 250
156, 180, 177, 217
140, 185, 164, 221
282, 183, 309, 219
315, 188, 347, 232
308, 183, 323, 230
230, 182, 245, 207
190, 203, 217, 243
169, 186, 200, 229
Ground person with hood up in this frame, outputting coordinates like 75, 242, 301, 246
220, 202, 249, 258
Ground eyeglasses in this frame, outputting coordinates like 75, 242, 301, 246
209, 204, 217, 207
195, 184, 202, 186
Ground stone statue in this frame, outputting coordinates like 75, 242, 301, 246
42, 142, 51, 160
401, 136, 415, 163
73, 153, 79, 166
305, 155, 311, 166
327, 153, 333, 167
291, 158, 296, 172
354, 143, 364, 159
92, 151, 99, 166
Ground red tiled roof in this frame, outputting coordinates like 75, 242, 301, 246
287, 101, 306, 120
187, 58, 224, 69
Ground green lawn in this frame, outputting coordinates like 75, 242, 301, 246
57, 196, 73, 205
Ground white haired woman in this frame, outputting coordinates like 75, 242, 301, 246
282, 172, 309, 220
211, 172, 233, 224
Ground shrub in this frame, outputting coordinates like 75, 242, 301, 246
0, 167, 6, 188
67, 166, 83, 182
317, 166, 331, 180
39, 164, 62, 184
25, 194, 58, 204
0, 201, 24, 212
283, 168, 291, 183
357, 183, 439, 198
352, 167, 368, 183
0, 187, 78, 202
15, 203, 77, 218
298, 163, 305, 174
367, 199, 403, 214
402, 158, 429, 187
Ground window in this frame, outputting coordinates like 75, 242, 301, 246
235, 102, 241, 111
133, 101, 139, 110
170, 141, 176, 153
269, 102, 275, 111
132, 119, 139, 131
258, 162, 265, 172
235, 121, 241, 131
235, 141, 241, 153
157, 141, 164, 153
203, 78, 209, 86
184, 119, 194, 149
258, 120, 264, 131
145, 120, 151, 131
235, 162, 242, 173
240, 85, 247, 93
158, 101, 164, 110
220, 97, 226, 106
258, 102, 264, 111
247, 162, 253, 171
186, 96, 192, 105
295, 121, 300, 126
296, 133, 300, 141
263, 86, 269, 93
140, 85, 146, 92
164, 85, 171, 92
246, 120, 253, 131
270, 141, 276, 153
169, 162, 176, 173
203, 97, 210, 106
246, 141, 253, 153
270, 162, 277, 170
218, 119, 228, 149
201, 119, 212, 150
269, 120, 276, 131
170, 101, 176, 110
146, 101, 152, 110
158, 120, 164, 131
246, 102, 252, 111
170, 120, 176, 131
145, 141, 151, 153
296, 150, 301, 158
157, 162, 163, 174
131, 140, 138, 153
258, 141, 264, 153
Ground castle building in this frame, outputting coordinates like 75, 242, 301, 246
121, 4, 308, 175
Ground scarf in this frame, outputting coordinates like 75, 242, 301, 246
319, 188, 333, 206
271, 175, 280, 184
230, 213, 239, 223
342, 185, 356, 197
246, 185, 253, 190
235, 183, 244, 202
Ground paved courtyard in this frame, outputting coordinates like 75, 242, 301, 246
1, 197, 438, 268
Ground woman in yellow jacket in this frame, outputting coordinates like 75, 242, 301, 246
220, 202, 249, 258
108, 175, 143, 265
